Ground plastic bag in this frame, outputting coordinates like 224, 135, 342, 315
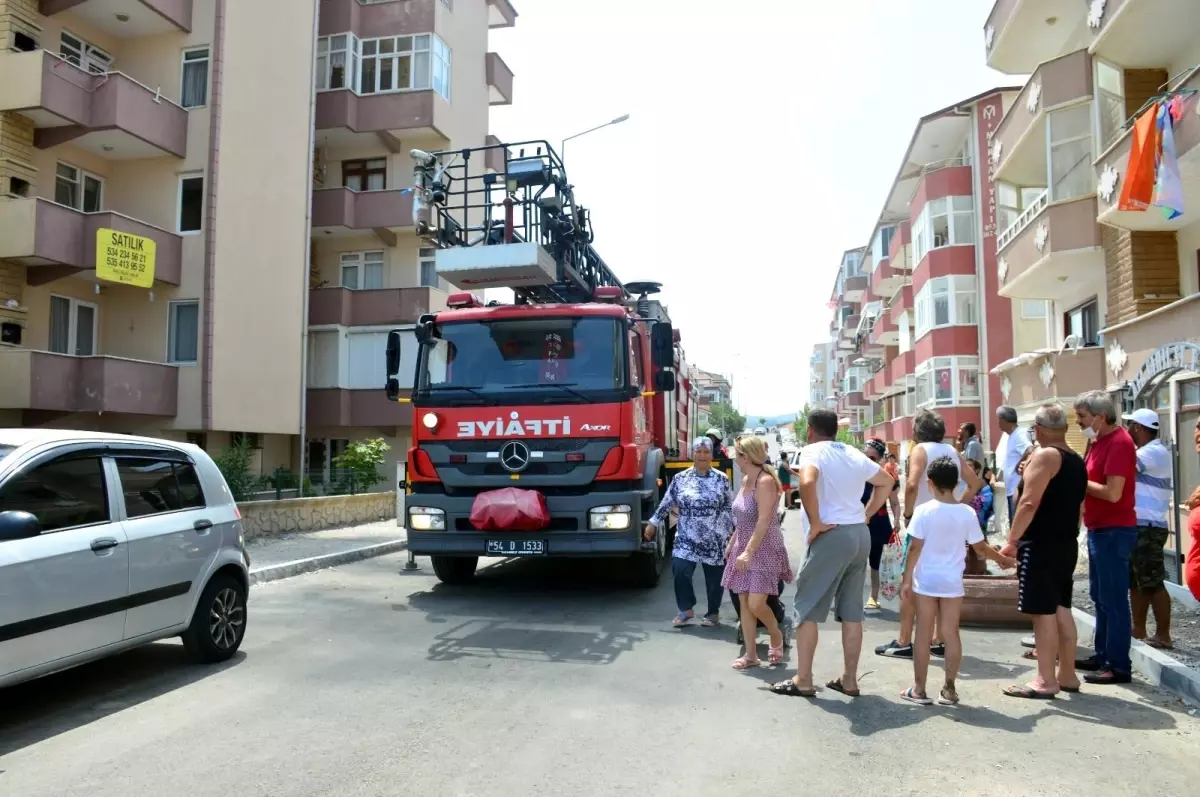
879, 533, 904, 601
469, 488, 550, 531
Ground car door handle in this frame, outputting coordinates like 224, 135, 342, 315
193, 519, 213, 533
90, 537, 119, 554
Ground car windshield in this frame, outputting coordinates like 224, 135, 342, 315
416, 316, 627, 403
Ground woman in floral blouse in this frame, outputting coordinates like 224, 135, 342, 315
644, 437, 734, 626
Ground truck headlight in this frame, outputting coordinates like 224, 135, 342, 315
589, 504, 632, 530
409, 506, 445, 531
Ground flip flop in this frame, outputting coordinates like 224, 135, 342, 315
826, 678, 860, 697
1145, 638, 1174, 650
672, 612, 694, 627
701, 614, 720, 628
1002, 684, 1057, 700
900, 686, 932, 705
1021, 650, 1038, 661
732, 655, 761, 671
1060, 684, 1081, 693
938, 686, 960, 705
770, 680, 816, 697
865, 597, 881, 610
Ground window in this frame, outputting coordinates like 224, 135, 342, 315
419, 247, 438, 288
1020, 300, 1047, 319
843, 365, 870, 394
340, 251, 384, 290
178, 175, 203, 233
1095, 60, 1125, 150
0, 455, 109, 532
49, 295, 97, 356
628, 332, 643, 389
1064, 299, 1100, 347
1049, 103, 1094, 201
997, 183, 1020, 234
181, 47, 210, 108
343, 158, 386, 191
60, 31, 111, 74
916, 356, 980, 409
912, 195, 975, 264
12, 30, 38, 52
186, 432, 207, 451
316, 34, 360, 92
168, 300, 199, 364
358, 33, 451, 100
913, 275, 977, 339
115, 457, 206, 518
54, 163, 102, 212
872, 226, 896, 263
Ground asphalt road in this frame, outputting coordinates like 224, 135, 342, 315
1, 435, 1198, 796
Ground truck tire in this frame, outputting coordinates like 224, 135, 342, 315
431, 555, 478, 584
630, 517, 666, 588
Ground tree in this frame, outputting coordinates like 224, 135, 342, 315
709, 402, 745, 437
332, 438, 391, 492
213, 437, 256, 502
758, 416, 767, 425
792, 404, 811, 442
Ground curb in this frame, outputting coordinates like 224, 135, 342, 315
1072, 608, 1200, 706
249, 539, 408, 585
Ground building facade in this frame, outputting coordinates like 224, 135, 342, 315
0, 0, 516, 488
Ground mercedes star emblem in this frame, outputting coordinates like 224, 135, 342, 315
499, 441, 531, 473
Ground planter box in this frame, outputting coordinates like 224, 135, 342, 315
961, 575, 1028, 629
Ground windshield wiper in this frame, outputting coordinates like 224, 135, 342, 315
425, 385, 486, 400
504, 382, 591, 402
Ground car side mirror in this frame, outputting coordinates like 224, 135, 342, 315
654, 370, 676, 393
650, 322, 674, 367
0, 510, 41, 542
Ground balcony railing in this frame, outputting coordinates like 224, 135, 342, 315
996, 189, 1048, 251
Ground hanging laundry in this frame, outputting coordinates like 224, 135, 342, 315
1168, 94, 1185, 123
1153, 102, 1185, 220
1118, 101, 1162, 212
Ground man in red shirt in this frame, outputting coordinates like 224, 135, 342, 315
1074, 390, 1138, 685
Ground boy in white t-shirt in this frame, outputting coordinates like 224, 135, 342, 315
900, 456, 1016, 706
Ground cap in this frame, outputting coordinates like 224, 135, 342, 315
705, 427, 721, 437
1121, 408, 1160, 430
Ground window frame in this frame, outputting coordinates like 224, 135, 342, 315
60, 30, 112, 74
342, 158, 387, 191
316, 32, 451, 101
1093, 58, 1126, 151
419, 247, 438, 288
48, 293, 99, 356
339, 250, 385, 291
1063, 297, 1100, 347
913, 274, 978, 340
167, 299, 200, 365
1020, 299, 1048, 320
912, 195, 976, 265
1046, 102, 1095, 202
54, 161, 103, 213
316, 33, 361, 93
180, 46, 211, 109
177, 173, 204, 234
915, 355, 981, 409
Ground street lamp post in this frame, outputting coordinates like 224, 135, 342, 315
560, 114, 630, 161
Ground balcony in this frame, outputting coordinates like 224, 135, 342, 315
1102, 294, 1200, 385
488, 0, 518, 28
0, 50, 188, 159
39, 0, 193, 35
319, 0, 435, 38
889, 284, 912, 326
309, 286, 446, 327
315, 89, 448, 146
890, 350, 915, 386
312, 187, 415, 243
910, 160, 974, 215
843, 275, 868, 303
993, 50, 1092, 186
870, 312, 899, 347
307, 388, 413, 428
888, 223, 912, 270
991, 346, 1105, 407
996, 195, 1102, 300
1089, 0, 1199, 72
0, 198, 182, 286
871, 257, 904, 300
484, 134, 506, 173
0, 350, 178, 416
864, 373, 886, 401
486, 52, 514, 106
1095, 69, 1200, 232
983, 0, 1090, 75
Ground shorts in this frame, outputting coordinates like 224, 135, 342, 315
792, 523, 870, 625
867, 516, 893, 571
1130, 525, 1170, 591
1016, 541, 1077, 615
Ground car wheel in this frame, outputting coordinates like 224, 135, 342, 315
182, 573, 247, 663
431, 555, 478, 584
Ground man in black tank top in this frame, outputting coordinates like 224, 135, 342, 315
1000, 403, 1088, 699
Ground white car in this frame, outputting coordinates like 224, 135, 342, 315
0, 429, 250, 689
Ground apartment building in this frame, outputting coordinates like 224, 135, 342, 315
0, 0, 516, 485
807, 340, 834, 410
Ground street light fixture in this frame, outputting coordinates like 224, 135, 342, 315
560, 114, 631, 160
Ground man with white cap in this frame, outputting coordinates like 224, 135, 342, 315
1122, 407, 1174, 649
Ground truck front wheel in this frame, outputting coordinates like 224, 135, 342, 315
431, 555, 478, 584
630, 521, 666, 588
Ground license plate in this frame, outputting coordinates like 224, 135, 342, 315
486, 539, 546, 556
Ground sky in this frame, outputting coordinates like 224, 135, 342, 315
487, 0, 1012, 417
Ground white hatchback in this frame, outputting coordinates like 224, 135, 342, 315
0, 430, 250, 689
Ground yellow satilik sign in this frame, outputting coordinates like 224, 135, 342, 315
96, 228, 156, 288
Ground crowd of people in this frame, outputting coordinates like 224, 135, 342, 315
645, 397, 1200, 705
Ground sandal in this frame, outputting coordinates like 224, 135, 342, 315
732, 655, 760, 671
701, 613, 720, 628
1020, 649, 1038, 661
768, 644, 785, 665
770, 680, 816, 697
1145, 637, 1174, 650
1002, 683, 1057, 699
672, 611, 694, 627
938, 685, 959, 705
865, 597, 881, 610
826, 678, 860, 697
900, 686, 932, 705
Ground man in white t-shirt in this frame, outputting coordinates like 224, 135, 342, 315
769, 409, 894, 699
998, 405, 1031, 520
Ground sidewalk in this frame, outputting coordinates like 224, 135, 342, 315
245, 520, 407, 585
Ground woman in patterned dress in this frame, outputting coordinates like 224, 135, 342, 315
644, 437, 734, 627
723, 435, 793, 669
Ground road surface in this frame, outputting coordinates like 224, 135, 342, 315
1, 437, 1197, 795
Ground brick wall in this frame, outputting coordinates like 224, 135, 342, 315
1124, 69, 1169, 118
1102, 226, 1180, 327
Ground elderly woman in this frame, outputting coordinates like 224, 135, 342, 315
644, 436, 734, 627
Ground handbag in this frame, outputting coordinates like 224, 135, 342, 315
879, 532, 904, 601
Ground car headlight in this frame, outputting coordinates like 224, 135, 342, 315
408, 506, 446, 531
589, 504, 632, 530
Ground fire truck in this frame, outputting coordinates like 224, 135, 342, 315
384, 139, 713, 586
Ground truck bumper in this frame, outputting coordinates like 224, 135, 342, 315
405, 490, 648, 557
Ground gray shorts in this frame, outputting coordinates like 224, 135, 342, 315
792, 522, 871, 625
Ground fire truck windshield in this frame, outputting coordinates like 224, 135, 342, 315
415, 316, 629, 405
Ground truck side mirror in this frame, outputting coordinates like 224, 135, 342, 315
385, 330, 402, 377
650, 322, 674, 367
654, 370, 676, 393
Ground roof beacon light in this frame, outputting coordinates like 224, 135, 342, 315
446, 292, 484, 309
593, 286, 623, 303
